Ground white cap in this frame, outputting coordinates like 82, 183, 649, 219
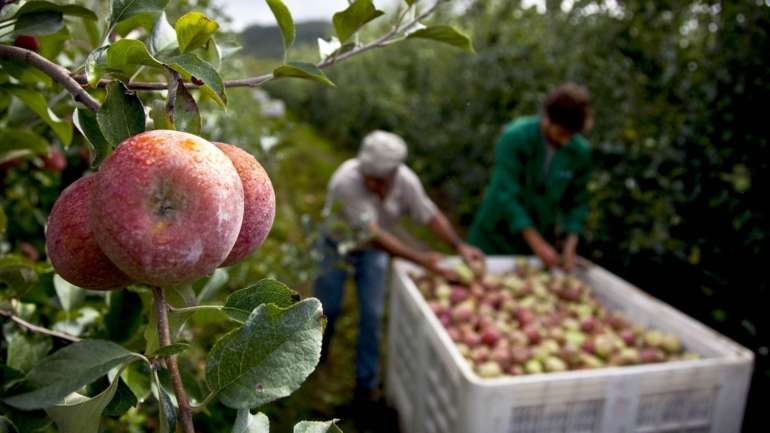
357, 130, 408, 178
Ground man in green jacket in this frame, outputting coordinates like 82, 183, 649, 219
468, 83, 593, 271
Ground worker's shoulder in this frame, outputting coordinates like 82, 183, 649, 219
501, 115, 541, 137
497, 116, 540, 155
328, 159, 361, 190
396, 163, 420, 181
393, 164, 425, 192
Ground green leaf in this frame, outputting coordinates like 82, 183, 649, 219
293, 420, 343, 433
97, 81, 146, 147
109, 0, 169, 30
58, 5, 98, 19
266, 0, 295, 53
113, 12, 155, 36
53, 274, 85, 313
13, 1, 97, 20
83, 16, 100, 48
106, 39, 163, 75
85, 46, 109, 86
0, 409, 50, 433
273, 63, 335, 87
218, 41, 242, 60
44, 373, 123, 433
105, 290, 143, 343
102, 378, 137, 417
149, 342, 190, 358
332, 0, 385, 43
201, 38, 222, 70
198, 39, 239, 72
152, 370, 177, 433
171, 82, 201, 134
0, 93, 8, 114
175, 11, 219, 53
0, 2, 19, 20
6, 87, 72, 146
8, 0, 95, 36
0, 129, 48, 164
87, 40, 164, 84
205, 299, 324, 409
13, 11, 63, 36
167, 53, 227, 107
0, 416, 19, 433
0, 365, 25, 394
2, 340, 143, 410
6, 334, 52, 374
0, 60, 53, 87
121, 362, 151, 402
0, 207, 6, 237
73, 107, 111, 167
52, 307, 100, 338
233, 410, 269, 433
196, 268, 229, 303
223, 278, 300, 323
38, 26, 71, 60
405, 0, 418, 5
0, 255, 38, 299
406, 25, 475, 53
148, 11, 178, 55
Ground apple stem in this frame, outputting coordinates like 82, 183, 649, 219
152, 286, 196, 433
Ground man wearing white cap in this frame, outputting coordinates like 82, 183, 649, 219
314, 130, 485, 404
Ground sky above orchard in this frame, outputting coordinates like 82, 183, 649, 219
220, 0, 550, 31
221, 0, 399, 30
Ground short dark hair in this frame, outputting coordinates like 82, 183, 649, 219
543, 83, 591, 133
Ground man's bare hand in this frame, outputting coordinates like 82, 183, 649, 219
420, 251, 461, 282
457, 242, 486, 275
522, 228, 560, 268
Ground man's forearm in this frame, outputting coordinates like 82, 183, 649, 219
427, 212, 462, 249
428, 212, 486, 274
521, 227, 544, 250
369, 224, 428, 265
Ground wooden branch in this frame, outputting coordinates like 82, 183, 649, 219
152, 286, 195, 433
0, 44, 101, 112
0, 309, 81, 342
164, 67, 181, 122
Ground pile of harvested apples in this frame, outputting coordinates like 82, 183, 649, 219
411, 260, 699, 378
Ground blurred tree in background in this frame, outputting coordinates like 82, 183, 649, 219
269, 1, 769, 429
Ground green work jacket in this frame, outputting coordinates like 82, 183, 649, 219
468, 116, 592, 254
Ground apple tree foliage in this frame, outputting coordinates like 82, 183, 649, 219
0, 1, 473, 432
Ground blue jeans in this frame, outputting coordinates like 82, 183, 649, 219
313, 238, 389, 390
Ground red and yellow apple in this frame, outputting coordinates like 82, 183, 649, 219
214, 142, 275, 266
90, 130, 244, 287
46, 175, 132, 290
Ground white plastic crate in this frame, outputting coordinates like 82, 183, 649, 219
385, 257, 753, 433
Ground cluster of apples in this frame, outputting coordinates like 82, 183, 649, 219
412, 260, 698, 379
46, 130, 275, 290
